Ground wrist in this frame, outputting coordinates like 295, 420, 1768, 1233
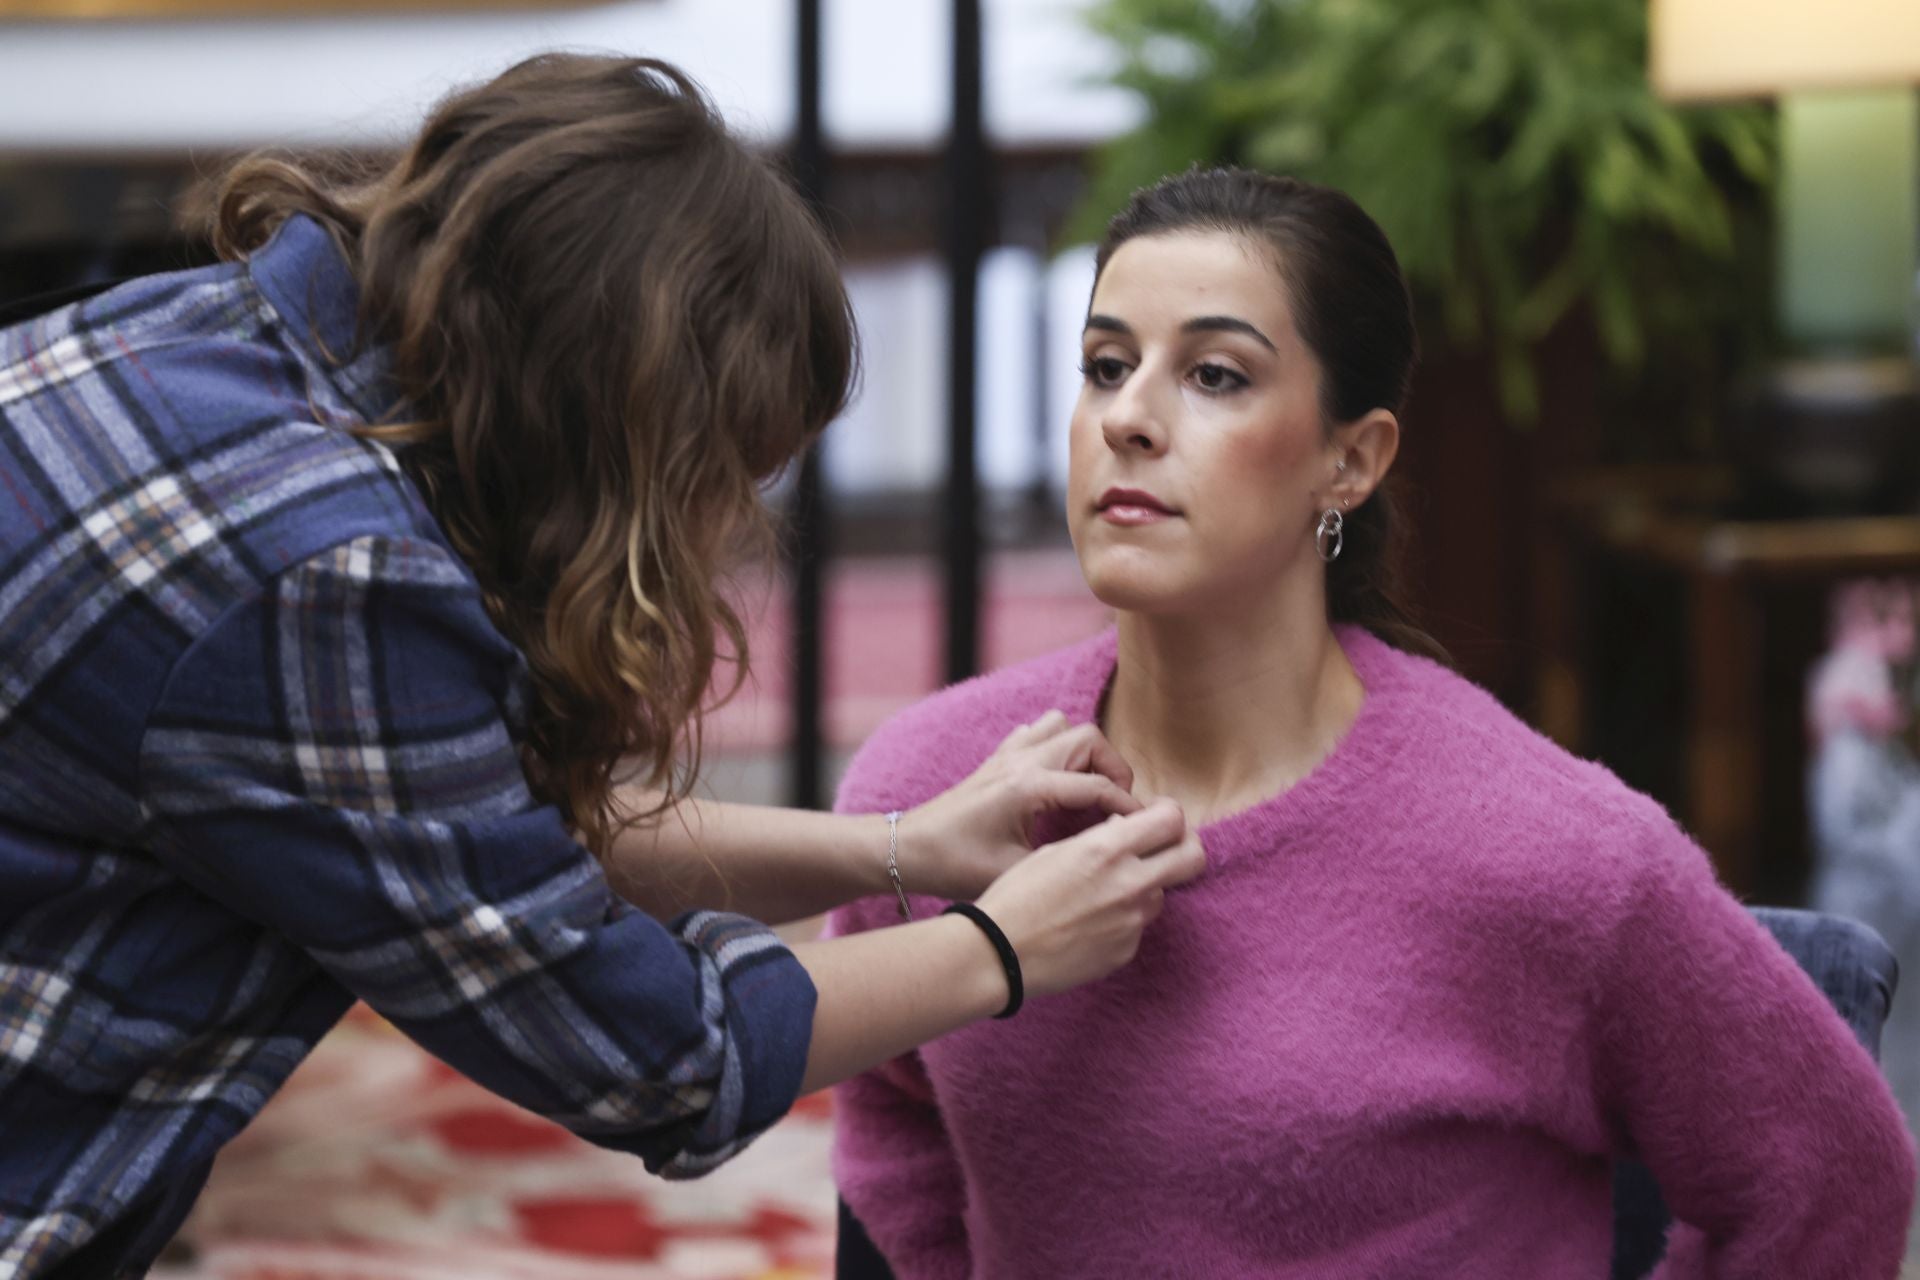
941, 902, 1023, 1018
883, 808, 913, 921
889, 802, 954, 903
852, 811, 891, 896
925, 912, 1011, 1022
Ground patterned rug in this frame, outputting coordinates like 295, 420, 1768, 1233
155, 1006, 835, 1280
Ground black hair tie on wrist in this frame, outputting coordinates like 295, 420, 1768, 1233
942, 902, 1024, 1020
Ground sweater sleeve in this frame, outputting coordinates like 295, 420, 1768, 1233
827, 893, 974, 1280
1591, 811, 1916, 1278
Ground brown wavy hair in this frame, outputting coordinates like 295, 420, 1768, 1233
212, 53, 857, 855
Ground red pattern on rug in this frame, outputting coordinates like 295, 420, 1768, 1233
159, 1006, 838, 1280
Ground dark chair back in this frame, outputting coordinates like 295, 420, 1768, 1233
837, 1197, 895, 1280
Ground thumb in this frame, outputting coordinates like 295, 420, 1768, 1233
1089, 797, 1185, 862
1138, 831, 1207, 889
1030, 770, 1142, 817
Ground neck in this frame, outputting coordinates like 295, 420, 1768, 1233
1103, 582, 1365, 826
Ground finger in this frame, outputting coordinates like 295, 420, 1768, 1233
1044, 722, 1136, 794
1086, 797, 1184, 861
1030, 770, 1141, 816
995, 719, 1038, 752
1141, 887, 1166, 924
994, 709, 1068, 756
1138, 831, 1207, 889
1024, 709, 1071, 741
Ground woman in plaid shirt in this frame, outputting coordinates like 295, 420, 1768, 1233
0, 54, 1202, 1278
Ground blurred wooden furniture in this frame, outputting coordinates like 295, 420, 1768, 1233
1540, 467, 1920, 898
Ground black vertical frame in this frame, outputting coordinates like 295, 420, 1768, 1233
788, 0, 828, 809
943, 0, 986, 685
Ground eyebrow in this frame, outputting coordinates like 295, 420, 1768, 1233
1083, 313, 1278, 354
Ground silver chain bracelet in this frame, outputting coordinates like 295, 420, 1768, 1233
885, 810, 912, 921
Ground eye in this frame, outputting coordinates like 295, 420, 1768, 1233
1079, 355, 1131, 389
1191, 361, 1248, 394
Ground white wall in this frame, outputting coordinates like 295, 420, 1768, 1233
822, 243, 1094, 497
828, 256, 947, 494
1043, 243, 1097, 494
0, 0, 1140, 151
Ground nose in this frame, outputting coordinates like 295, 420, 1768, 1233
1099, 369, 1168, 457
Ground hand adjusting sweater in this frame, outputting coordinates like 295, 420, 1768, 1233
828, 626, 1916, 1279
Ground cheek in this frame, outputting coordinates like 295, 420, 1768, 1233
1065, 402, 1102, 493
1224, 402, 1319, 474
1064, 406, 1102, 562
1202, 419, 1323, 534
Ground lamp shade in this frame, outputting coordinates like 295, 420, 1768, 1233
1651, 0, 1920, 100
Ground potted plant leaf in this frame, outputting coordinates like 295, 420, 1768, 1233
1066, 0, 1779, 712
1070, 0, 1776, 432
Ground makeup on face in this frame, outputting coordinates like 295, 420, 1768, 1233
1064, 232, 1336, 615
1096, 486, 1181, 526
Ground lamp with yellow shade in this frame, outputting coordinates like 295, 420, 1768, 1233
1653, 0, 1920, 511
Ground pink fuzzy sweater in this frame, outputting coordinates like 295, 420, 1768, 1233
828, 627, 1916, 1279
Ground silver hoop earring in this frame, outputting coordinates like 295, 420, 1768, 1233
1316, 508, 1345, 563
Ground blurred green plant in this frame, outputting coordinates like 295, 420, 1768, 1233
1070, 0, 1777, 423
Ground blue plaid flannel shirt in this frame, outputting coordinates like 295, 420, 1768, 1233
0, 215, 816, 1278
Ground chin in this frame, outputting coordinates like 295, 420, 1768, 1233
1077, 548, 1206, 616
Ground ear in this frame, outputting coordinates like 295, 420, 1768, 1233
1325, 408, 1400, 510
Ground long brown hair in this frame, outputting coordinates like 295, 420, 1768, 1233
1095, 167, 1444, 662
213, 53, 857, 854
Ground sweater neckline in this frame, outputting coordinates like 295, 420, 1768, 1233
1059, 623, 1413, 871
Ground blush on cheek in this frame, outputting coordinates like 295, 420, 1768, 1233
1215, 418, 1321, 499
1064, 418, 1102, 509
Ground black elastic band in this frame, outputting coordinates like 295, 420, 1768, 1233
941, 902, 1023, 1020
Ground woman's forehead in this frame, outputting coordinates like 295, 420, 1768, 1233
1090, 231, 1291, 334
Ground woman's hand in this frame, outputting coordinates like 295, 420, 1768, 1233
899, 710, 1143, 902
604, 712, 1149, 929
794, 797, 1202, 1092
973, 798, 1202, 999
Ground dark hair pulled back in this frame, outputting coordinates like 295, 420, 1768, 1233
1094, 166, 1443, 661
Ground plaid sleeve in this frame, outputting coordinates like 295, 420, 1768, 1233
136, 534, 815, 1177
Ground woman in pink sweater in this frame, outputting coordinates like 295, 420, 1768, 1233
827, 168, 1916, 1278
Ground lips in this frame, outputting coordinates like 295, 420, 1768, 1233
1096, 487, 1178, 515
1095, 486, 1181, 527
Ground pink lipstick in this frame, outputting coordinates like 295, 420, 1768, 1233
1096, 487, 1180, 526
